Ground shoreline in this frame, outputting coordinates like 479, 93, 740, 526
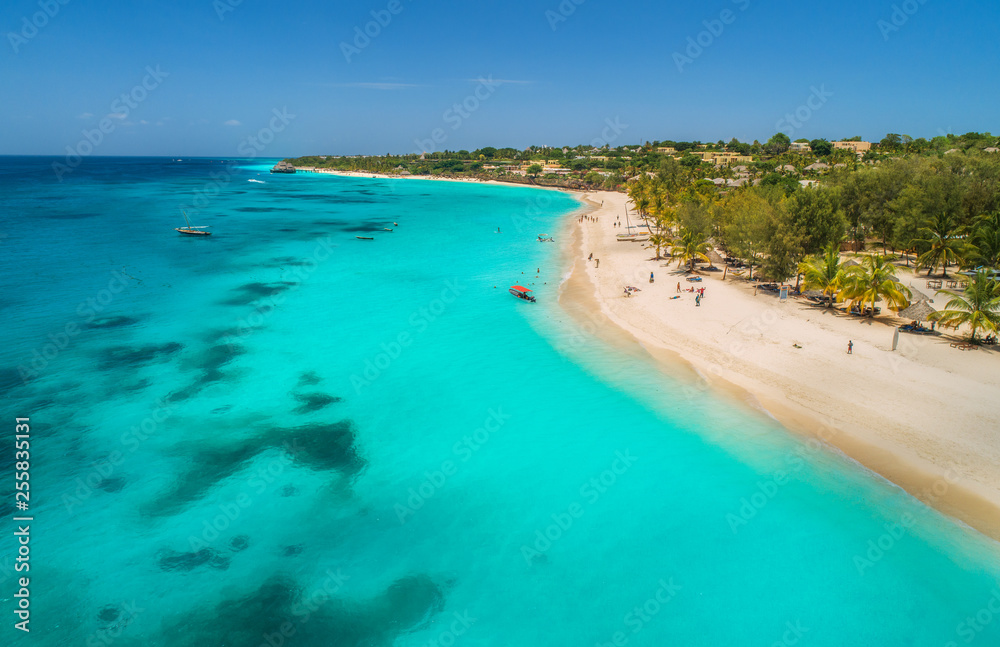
557, 190, 1000, 543
290, 166, 589, 193
295, 168, 1000, 542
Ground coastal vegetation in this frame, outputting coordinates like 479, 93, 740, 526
286, 132, 1000, 328
929, 270, 1000, 341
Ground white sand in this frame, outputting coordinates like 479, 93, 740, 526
563, 190, 1000, 540
293, 167, 500, 185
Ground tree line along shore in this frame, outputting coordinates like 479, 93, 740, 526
287, 131, 1000, 341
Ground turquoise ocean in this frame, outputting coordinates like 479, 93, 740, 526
2, 156, 999, 646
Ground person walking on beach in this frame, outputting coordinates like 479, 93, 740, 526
695, 293, 701, 307
595, 259, 600, 268
650, 271, 654, 283
676, 282, 681, 293
588, 252, 593, 261
847, 340, 853, 354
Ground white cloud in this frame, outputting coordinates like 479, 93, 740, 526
224, 119, 241, 126
77, 112, 94, 119
140, 119, 149, 125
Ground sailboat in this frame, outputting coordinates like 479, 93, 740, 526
616, 204, 648, 242
175, 210, 212, 236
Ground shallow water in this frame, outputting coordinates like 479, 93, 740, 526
2, 157, 999, 646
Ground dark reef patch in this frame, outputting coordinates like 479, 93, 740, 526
293, 392, 342, 414
121, 378, 151, 392
342, 224, 388, 233
158, 548, 230, 572
98, 477, 126, 493
167, 384, 200, 403
266, 256, 313, 267
199, 344, 246, 372
296, 371, 322, 387
158, 573, 444, 647
220, 281, 298, 306
26, 397, 56, 412
97, 605, 120, 623
150, 418, 364, 514
282, 544, 303, 557
152, 442, 263, 515
203, 327, 241, 344
85, 315, 142, 330
100, 342, 183, 369
0, 367, 28, 391
229, 535, 251, 552
278, 421, 363, 473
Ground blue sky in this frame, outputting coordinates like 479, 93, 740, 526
2, 0, 998, 156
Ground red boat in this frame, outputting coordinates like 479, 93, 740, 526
509, 285, 536, 302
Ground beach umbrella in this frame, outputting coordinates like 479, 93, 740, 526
897, 300, 936, 322
906, 285, 934, 303
706, 248, 725, 268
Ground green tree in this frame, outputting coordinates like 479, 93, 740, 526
972, 212, 1000, 267
649, 233, 671, 260
913, 213, 968, 277
717, 190, 774, 279
679, 154, 702, 169
810, 139, 833, 156
788, 186, 847, 255
670, 228, 712, 271
841, 254, 912, 317
766, 133, 791, 155
525, 164, 542, 177
929, 270, 1000, 341
798, 245, 845, 307
880, 134, 903, 152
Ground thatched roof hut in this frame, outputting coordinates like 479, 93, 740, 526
898, 300, 936, 322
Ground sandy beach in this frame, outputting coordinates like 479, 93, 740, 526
293, 168, 1000, 539
560, 190, 1000, 541
293, 167, 503, 185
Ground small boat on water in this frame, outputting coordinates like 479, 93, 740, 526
356, 236, 374, 240
176, 211, 211, 236
537, 233, 554, 242
509, 285, 536, 302
383, 228, 394, 232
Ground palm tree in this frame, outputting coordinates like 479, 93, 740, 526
841, 254, 912, 317
912, 213, 968, 277
797, 244, 844, 307
972, 212, 1000, 268
649, 233, 671, 260
670, 228, 712, 272
928, 270, 1000, 342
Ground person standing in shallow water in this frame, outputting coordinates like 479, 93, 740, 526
848, 340, 853, 354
